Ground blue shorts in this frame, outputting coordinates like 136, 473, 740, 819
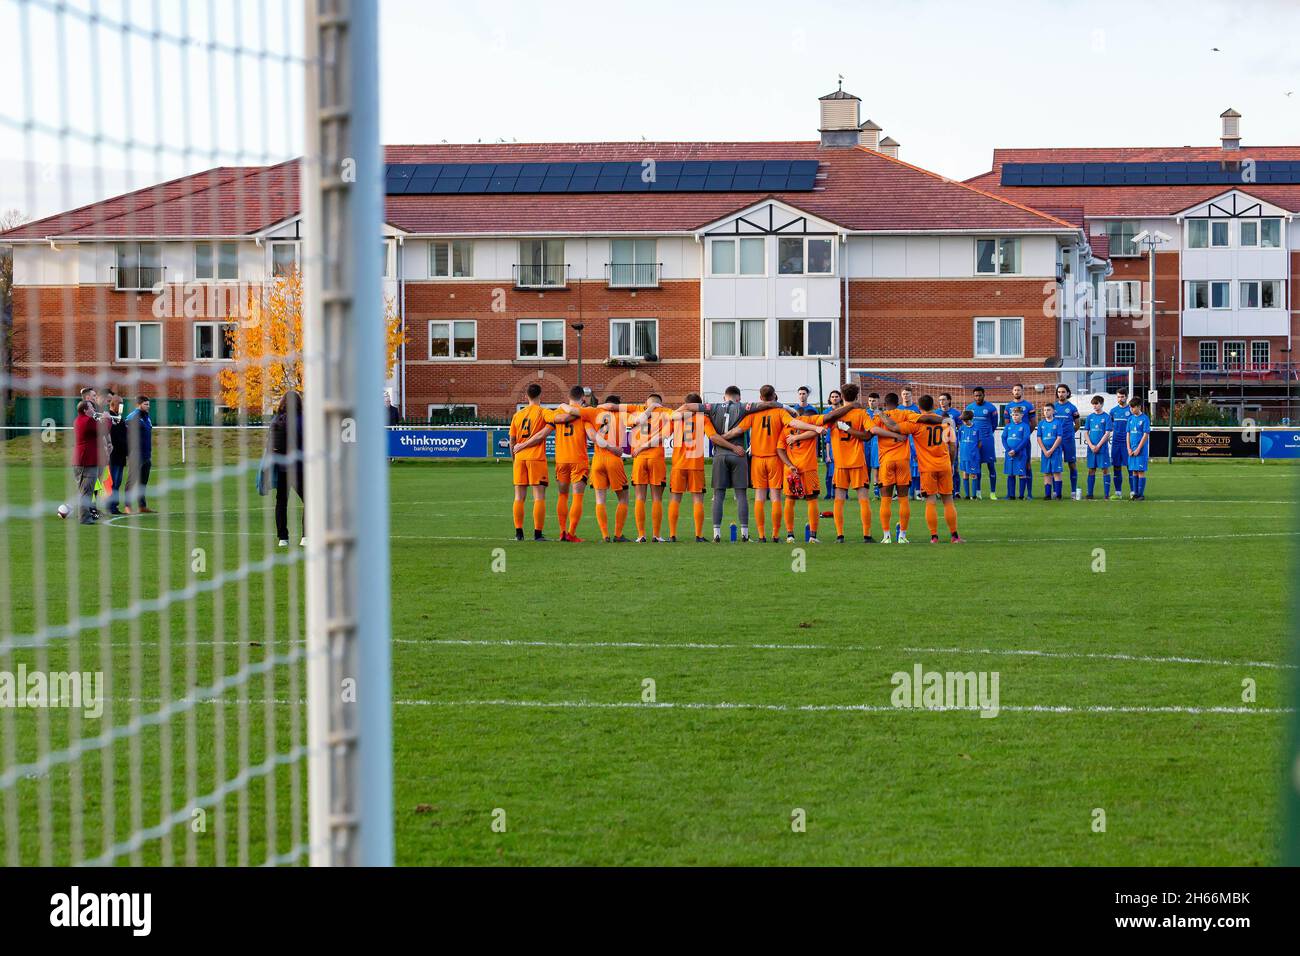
958, 455, 979, 475
1004, 452, 1028, 477
1041, 452, 1063, 475
976, 433, 996, 464
1110, 441, 1128, 467
1128, 454, 1149, 472
1087, 446, 1111, 470
869, 438, 879, 468
1061, 434, 1077, 463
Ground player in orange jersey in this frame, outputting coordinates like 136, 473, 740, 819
508, 382, 557, 541
814, 382, 905, 543
584, 394, 633, 542
860, 392, 927, 544
663, 394, 745, 541
626, 394, 675, 542
547, 385, 602, 542
718, 384, 792, 543
777, 409, 828, 543
883, 394, 963, 544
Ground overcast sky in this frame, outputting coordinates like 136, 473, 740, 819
3, 0, 1298, 221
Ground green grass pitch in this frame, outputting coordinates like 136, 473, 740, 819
1, 445, 1296, 865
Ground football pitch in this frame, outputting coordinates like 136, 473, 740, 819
1, 451, 1296, 865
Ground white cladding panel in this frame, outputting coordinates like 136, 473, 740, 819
774, 276, 839, 318
1182, 247, 1288, 281
1182, 310, 1288, 337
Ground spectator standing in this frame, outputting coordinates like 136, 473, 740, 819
124, 396, 154, 513
270, 391, 305, 546
72, 399, 105, 524
106, 394, 128, 515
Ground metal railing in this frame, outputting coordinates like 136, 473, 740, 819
110, 264, 166, 291
606, 262, 662, 288
1163, 361, 1297, 382
512, 263, 568, 288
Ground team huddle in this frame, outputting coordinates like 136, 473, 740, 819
508, 379, 1155, 545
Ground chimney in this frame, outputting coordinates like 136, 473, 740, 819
818, 83, 862, 148
878, 136, 900, 160
1220, 108, 1241, 150
857, 119, 882, 149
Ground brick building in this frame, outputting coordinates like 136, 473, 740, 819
2, 89, 1108, 421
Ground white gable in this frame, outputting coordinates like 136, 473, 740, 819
1175, 190, 1293, 219
696, 199, 845, 237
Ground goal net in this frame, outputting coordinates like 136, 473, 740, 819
0, 0, 391, 867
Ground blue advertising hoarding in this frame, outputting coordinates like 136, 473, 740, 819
388, 428, 488, 458
1260, 430, 1300, 460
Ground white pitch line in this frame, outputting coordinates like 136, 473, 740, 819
400, 638, 1294, 670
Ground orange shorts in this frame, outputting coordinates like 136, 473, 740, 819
512, 458, 548, 486
919, 469, 953, 496
880, 458, 911, 488
632, 455, 667, 486
750, 456, 784, 490
784, 468, 821, 498
556, 461, 589, 486
833, 465, 868, 490
590, 457, 628, 492
669, 467, 705, 495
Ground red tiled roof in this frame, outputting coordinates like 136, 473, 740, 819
2, 142, 1078, 242
970, 145, 1300, 217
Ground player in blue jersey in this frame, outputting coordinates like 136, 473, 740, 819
899, 387, 922, 499
1001, 404, 1032, 499
1003, 383, 1037, 498
938, 392, 963, 497
866, 392, 883, 498
1083, 395, 1113, 499
822, 388, 842, 498
1036, 403, 1064, 499
1053, 383, 1082, 500
1126, 397, 1151, 500
1108, 387, 1131, 499
964, 386, 1000, 499
956, 411, 980, 499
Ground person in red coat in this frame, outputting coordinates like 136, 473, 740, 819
73, 393, 107, 524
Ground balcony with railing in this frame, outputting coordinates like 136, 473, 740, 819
606, 262, 661, 289
512, 263, 568, 289
1161, 361, 1298, 385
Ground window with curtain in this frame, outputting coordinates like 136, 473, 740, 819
610, 239, 657, 286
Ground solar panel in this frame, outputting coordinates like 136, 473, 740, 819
1001, 160, 1300, 187
383, 160, 822, 194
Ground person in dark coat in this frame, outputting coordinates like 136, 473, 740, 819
106, 394, 128, 514
124, 396, 154, 513
270, 391, 305, 546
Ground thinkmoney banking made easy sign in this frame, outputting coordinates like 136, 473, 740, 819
1260, 429, 1300, 459
389, 428, 488, 458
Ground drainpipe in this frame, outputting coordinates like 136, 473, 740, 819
841, 235, 849, 388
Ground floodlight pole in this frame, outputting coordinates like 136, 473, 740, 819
1136, 231, 1168, 410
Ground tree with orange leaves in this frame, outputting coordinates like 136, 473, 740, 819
219, 267, 405, 411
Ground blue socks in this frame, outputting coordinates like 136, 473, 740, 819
1019, 477, 1030, 498
973, 476, 981, 497
1044, 480, 1054, 499
1006, 476, 1016, 499
987, 465, 998, 489
1069, 470, 1078, 495
963, 477, 971, 498
1087, 474, 1095, 497
1136, 476, 1146, 497
1054, 479, 1063, 498
1103, 474, 1111, 497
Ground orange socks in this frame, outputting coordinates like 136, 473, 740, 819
635, 499, 646, 538
925, 499, 938, 536
833, 498, 844, 536
859, 497, 872, 537
783, 498, 796, 535
880, 497, 891, 534
512, 500, 525, 530
898, 497, 910, 533
772, 498, 782, 539
754, 499, 766, 538
692, 501, 704, 538
944, 501, 958, 535
532, 499, 545, 532
668, 500, 680, 538
557, 492, 569, 533
807, 500, 819, 537
596, 502, 610, 539
652, 500, 663, 539
567, 491, 584, 534
614, 502, 627, 538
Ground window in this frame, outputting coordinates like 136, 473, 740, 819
270, 242, 299, 277
1198, 340, 1219, 369
1211, 221, 1229, 247
975, 238, 1021, 275
195, 241, 239, 281
194, 322, 236, 361
1096, 221, 1139, 257
1114, 340, 1137, 366
609, 239, 658, 287
1260, 218, 1282, 248
1223, 340, 1246, 369
1240, 221, 1258, 247
610, 319, 658, 359
707, 319, 765, 357
1187, 220, 1208, 249
1090, 334, 1102, 366
427, 404, 478, 421
517, 319, 565, 358
777, 237, 834, 275
116, 322, 162, 362
1251, 340, 1271, 367
1105, 280, 1143, 317
1240, 281, 1260, 308
430, 239, 473, 278
709, 237, 765, 276
516, 239, 565, 287
381, 240, 396, 279
1187, 280, 1209, 309
429, 320, 477, 359
1061, 319, 1078, 358
1262, 280, 1283, 308
973, 316, 1023, 358
776, 319, 833, 357
1210, 281, 1230, 309
114, 242, 163, 290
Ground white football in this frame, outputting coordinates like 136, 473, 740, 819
57, 504, 70, 519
